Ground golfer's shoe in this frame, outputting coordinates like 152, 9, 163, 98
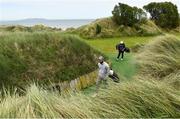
116, 58, 119, 61
121, 58, 123, 60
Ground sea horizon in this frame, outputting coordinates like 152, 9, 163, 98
0, 18, 95, 30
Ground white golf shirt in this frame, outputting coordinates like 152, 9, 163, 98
98, 62, 110, 78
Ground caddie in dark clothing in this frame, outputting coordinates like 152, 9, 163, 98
116, 41, 126, 60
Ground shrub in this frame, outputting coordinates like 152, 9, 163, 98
112, 3, 147, 26
143, 2, 179, 28
96, 24, 101, 35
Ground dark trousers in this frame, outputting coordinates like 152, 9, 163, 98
117, 50, 124, 59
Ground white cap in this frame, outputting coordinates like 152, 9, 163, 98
98, 56, 104, 61
120, 41, 124, 44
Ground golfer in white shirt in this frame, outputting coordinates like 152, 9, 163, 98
96, 56, 110, 93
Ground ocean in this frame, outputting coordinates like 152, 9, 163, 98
0, 19, 94, 30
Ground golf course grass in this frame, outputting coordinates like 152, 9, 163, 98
0, 32, 179, 118
82, 36, 158, 95
85, 36, 157, 53
85, 35, 159, 77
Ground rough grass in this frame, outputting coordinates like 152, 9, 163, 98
0, 25, 61, 32
69, 17, 162, 39
135, 35, 180, 79
0, 34, 180, 118
0, 32, 102, 91
0, 79, 179, 118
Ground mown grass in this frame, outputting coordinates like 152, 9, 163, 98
82, 35, 159, 95
82, 53, 136, 95
85, 36, 158, 79
85, 36, 157, 54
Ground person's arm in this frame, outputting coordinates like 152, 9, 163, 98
122, 43, 126, 51
105, 64, 110, 76
98, 63, 100, 69
116, 44, 118, 50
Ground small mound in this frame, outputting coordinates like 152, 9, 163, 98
135, 35, 180, 79
0, 32, 102, 90
70, 17, 162, 39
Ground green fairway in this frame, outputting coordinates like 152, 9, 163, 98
85, 36, 156, 54
108, 53, 136, 79
82, 53, 136, 95
82, 36, 156, 95
85, 36, 156, 78
83, 33, 180, 95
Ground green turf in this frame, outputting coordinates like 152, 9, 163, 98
82, 34, 180, 95
84, 36, 154, 77
82, 36, 154, 95
85, 36, 156, 54
108, 53, 136, 79
82, 53, 136, 95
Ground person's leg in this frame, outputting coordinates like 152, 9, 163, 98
117, 50, 121, 59
121, 51, 124, 59
102, 78, 108, 89
96, 76, 102, 93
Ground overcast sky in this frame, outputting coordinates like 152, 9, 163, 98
0, 0, 179, 21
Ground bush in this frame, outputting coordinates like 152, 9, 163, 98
112, 3, 147, 26
143, 2, 179, 28
96, 24, 101, 35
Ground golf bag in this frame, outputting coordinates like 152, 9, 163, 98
124, 47, 130, 53
108, 69, 120, 83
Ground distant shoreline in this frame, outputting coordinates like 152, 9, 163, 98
0, 19, 95, 30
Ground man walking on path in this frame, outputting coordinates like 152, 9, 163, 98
116, 41, 126, 60
96, 56, 110, 94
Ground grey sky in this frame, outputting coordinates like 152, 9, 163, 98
0, 0, 179, 20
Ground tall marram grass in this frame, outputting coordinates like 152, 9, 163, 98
0, 25, 61, 32
135, 35, 180, 79
0, 79, 179, 118
70, 18, 162, 39
0, 32, 103, 91
0, 33, 179, 118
